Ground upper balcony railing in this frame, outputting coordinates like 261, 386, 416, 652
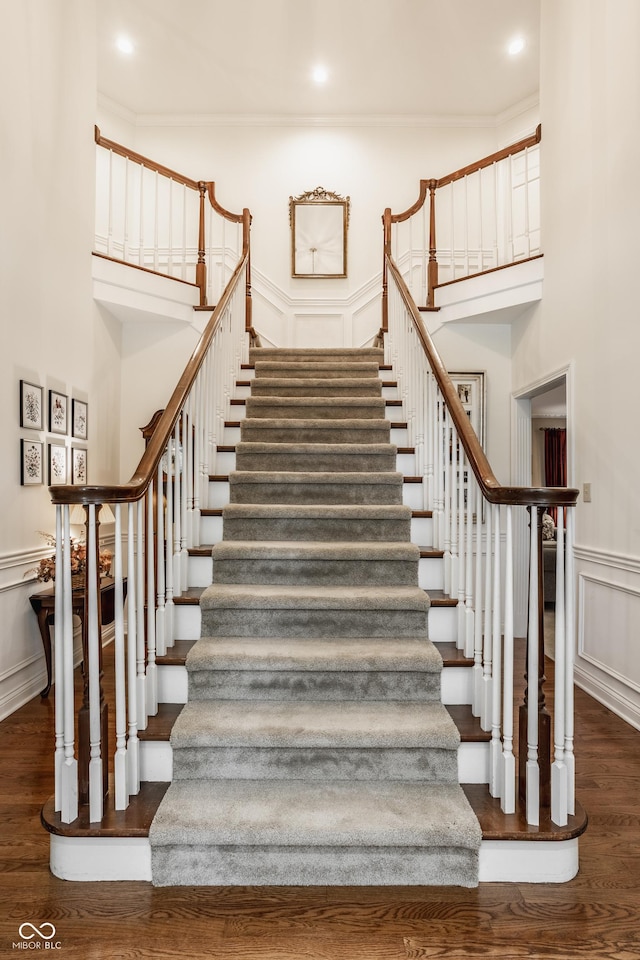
94, 126, 251, 316
383, 125, 541, 315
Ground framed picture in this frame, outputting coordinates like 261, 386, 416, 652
72, 447, 88, 485
48, 442, 68, 486
21, 439, 44, 486
20, 380, 44, 430
72, 399, 88, 440
289, 186, 350, 278
450, 372, 486, 447
49, 390, 68, 435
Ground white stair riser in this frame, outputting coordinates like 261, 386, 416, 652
441, 666, 473, 704
428, 606, 458, 643
403, 483, 424, 510
234, 384, 251, 398
188, 555, 213, 587
382, 386, 397, 399
200, 514, 223, 543
216, 451, 236, 473
396, 452, 415, 474
411, 516, 433, 543
224, 426, 241, 444
419, 557, 444, 590
390, 427, 408, 445
173, 604, 201, 641
208, 479, 230, 507
158, 665, 188, 703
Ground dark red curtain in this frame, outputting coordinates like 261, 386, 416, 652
544, 428, 567, 525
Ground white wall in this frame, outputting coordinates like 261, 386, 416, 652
512, 0, 640, 728
0, 0, 122, 717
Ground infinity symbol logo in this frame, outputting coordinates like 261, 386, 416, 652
19, 922, 56, 941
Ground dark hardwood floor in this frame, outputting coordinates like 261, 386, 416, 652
1, 638, 639, 960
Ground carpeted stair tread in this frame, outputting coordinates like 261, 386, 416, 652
254, 361, 381, 380
150, 780, 482, 850
245, 396, 387, 419
186, 636, 443, 673
211, 540, 419, 562
240, 418, 390, 444
200, 582, 430, 612
222, 501, 411, 540
249, 347, 384, 364
170, 700, 460, 750
250, 377, 383, 397
211, 539, 419, 585
235, 441, 397, 473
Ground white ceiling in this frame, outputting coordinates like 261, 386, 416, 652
97, 0, 540, 121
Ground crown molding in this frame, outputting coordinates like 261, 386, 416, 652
97, 93, 538, 131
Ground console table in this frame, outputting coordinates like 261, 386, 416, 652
29, 577, 125, 698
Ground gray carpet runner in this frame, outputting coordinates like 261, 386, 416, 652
149, 346, 481, 887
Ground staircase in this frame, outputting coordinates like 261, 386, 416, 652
149, 347, 482, 887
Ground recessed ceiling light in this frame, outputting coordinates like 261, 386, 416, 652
116, 35, 135, 55
312, 65, 328, 84
508, 36, 525, 56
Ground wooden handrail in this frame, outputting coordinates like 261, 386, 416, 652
94, 126, 200, 192
436, 124, 542, 189
50, 248, 249, 507
385, 253, 578, 509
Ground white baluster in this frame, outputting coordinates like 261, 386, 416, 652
127, 503, 140, 795
552, 507, 568, 825
526, 505, 540, 826
481, 500, 493, 732
565, 507, 576, 815
472, 485, 484, 717
87, 505, 103, 824
113, 503, 128, 809
56, 504, 78, 823
192, 376, 202, 547
164, 440, 175, 648
464, 468, 475, 657
155, 461, 166, 657
501, 506, 516, 814
490, 504, 502, 799
443, 413, 452, 594
146, 490, 158, 716
173, 422, 183, 596
136, 500, 147, 730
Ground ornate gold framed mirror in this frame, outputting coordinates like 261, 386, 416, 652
289, 186, 350, 278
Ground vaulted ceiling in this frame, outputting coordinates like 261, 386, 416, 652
97, 0, 540, 122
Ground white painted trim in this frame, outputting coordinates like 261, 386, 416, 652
48, 832, 577, 884
573, 663, 640, 733
479, 838, 579, 883
574, 543, 640, 575
50, 835, 152, 881
577, 573, 640, 697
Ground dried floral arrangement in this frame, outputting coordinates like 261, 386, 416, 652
29, 532, 112, 583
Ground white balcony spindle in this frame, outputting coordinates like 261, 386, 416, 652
173, 422, 183, 597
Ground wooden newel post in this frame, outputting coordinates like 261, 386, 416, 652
426, 179, 438, 308
196, 182, 207, 307
78, 504, 109, 806
519, 505, 551, 813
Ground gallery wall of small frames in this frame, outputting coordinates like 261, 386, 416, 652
19, 381, 88, 487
